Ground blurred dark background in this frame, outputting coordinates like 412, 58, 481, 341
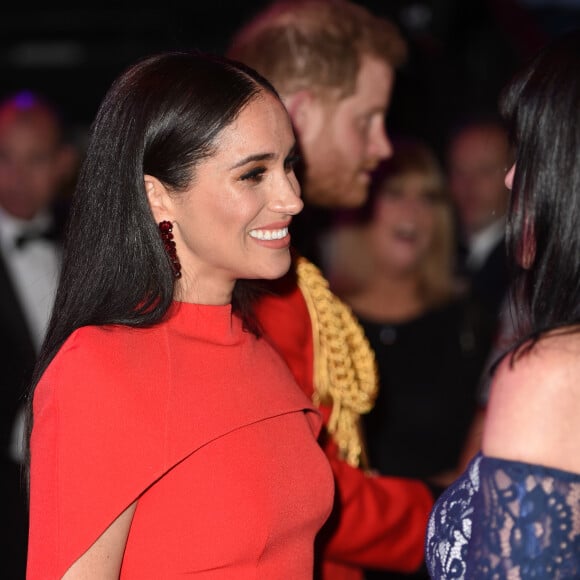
2, 0, 579, 154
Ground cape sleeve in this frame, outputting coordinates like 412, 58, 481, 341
254, 265, 434, 574
27, 327, 169, 579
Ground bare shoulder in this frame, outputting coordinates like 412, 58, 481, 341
482, 328, 580, 473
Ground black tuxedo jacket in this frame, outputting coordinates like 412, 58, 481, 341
0, 255, 37, 453
0, 201, 69, 454
0, 198, 68, 580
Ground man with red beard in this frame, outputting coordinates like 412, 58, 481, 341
227, 2, 436, 579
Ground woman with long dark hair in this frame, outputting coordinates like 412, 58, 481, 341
25, 51, 334, 578
425, 29, 580, 578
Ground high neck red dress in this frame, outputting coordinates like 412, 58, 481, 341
28, 301, 334, 578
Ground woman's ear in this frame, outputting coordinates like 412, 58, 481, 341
144, 174, 171, 223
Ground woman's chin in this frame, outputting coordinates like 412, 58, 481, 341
256, 256, 293, 281
374, 252, 424, 277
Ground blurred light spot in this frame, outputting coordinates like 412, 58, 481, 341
7, 42, 85, 68
400, 3, 433, 31
14, 90, 37, 109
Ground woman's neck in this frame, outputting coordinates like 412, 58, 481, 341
174, 274, 234, 306
346, 272, 425, 323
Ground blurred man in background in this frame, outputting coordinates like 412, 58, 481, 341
0, 90, 76, 577
447, 115, 513, 323
445, 115, 516, 476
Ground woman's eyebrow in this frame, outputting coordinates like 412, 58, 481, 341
229, 152, 275, 170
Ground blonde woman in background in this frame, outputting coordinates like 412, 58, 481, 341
326, 137, 494, 580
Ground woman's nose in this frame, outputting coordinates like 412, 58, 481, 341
270, 176, 303, 216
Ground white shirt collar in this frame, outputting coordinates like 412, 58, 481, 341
0, 205, 54, 251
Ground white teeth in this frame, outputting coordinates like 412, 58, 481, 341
249, 227, 288, 241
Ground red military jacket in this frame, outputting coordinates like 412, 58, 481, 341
254, 255, 435, 580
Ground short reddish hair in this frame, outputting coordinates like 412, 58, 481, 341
227, 0, 407, 99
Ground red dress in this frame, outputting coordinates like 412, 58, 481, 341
27, 301, 334, 579
254, 259, 435, 580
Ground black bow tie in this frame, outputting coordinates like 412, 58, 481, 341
14, 226, 59, 249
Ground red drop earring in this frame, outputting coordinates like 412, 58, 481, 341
158, 220, 182, 279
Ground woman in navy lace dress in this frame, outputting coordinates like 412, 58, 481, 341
425, 29, 580, 579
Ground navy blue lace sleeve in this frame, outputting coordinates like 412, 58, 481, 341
425, 453, 580, 579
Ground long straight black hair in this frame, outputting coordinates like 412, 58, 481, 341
499, 28, 580, 350
24, 51, 280, 462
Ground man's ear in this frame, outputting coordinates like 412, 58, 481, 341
144, 174, 172, 223
283, 90, 326, 146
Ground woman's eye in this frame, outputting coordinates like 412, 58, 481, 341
241, 167, 266, 182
